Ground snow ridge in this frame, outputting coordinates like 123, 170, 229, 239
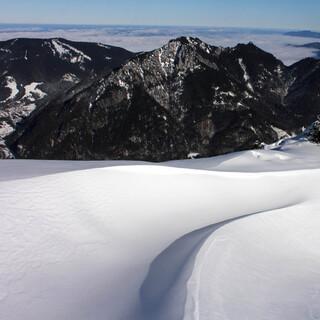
1, 141, 320, 319
139, 203, 301, 320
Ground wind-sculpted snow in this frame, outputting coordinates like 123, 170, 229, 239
139, 224, 219, 320
0, 141, 320, 320
182, 204, 320, 320
138, 204, 301, 320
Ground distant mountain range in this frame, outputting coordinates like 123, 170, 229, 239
285, 31, 320, 58
285, 31, 320, 57
1, 37, 320, 160
299, 43, 320, 49
289, 42, 320, 58
285, 30, 320, 39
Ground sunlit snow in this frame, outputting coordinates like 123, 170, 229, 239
0, 76, 19, 103
51, 39, 92, 64
0, 137, 320, 320
22, 82, 47, 101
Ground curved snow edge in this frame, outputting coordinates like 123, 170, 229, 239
138, 202, 300, 320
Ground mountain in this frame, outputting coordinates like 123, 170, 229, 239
2, 36, 320, 161
0, 38, 134, 157
295, 42, 320, 49
290, 42, 320, 58
285, 30, 320, 39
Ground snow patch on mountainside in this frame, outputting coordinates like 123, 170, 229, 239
238, 58, 254, 92
271, 125, 290, 139
0, 76, 19, 103
0, 103, 37, 130
51, 39, 92, 64
22, 82, 47, 101
0, 121, 14, 137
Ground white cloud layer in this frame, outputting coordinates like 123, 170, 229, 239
0, 25, 318, 65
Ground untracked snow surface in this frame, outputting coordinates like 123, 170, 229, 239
1, 139, 320, 320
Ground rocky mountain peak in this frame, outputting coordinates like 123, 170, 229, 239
2, 37, 320, 161
92, 37, 223, 109
168, 36, 217, 51
165, 36, 221, 59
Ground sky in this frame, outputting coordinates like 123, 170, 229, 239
0, 0, 319, 31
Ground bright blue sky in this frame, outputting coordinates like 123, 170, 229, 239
0, 0, 319, 30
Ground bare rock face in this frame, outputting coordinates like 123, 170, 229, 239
306, 120, 320, 143
3, 37, 320, 161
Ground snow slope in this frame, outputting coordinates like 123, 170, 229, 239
0, 139, 320, 320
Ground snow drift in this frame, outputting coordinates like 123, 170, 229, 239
0, 139, 320, 320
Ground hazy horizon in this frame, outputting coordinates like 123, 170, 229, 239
0, 0, 319, 30
0, 23, 319, 65
0, 22, 318, 32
